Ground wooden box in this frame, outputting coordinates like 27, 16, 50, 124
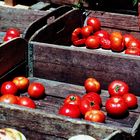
0, 0, 57, 43
29, 7, 140, 96
0, 37, 27, 82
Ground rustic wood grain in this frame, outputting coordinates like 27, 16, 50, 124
23, 5, 72, 41
0, 78, 139, 139
4, 0, 16, 6
0, 37, 27, 80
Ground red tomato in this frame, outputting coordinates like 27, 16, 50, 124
85, 110, 105, 123
105, 96, 128, 116
127, 39, 140, 49
28, 82, 45, 99
79, 98, 100, 115
94, 30, 110, 39
108, 80, 129, 97
122, 93, 138, 109
59, 104, 81, 118
18, 96, 36, 109
123, 34, 134, 48
85, 36, 100, 49
84, 78, 101, 93
100, 37, 111, 49
125, 47, 140, 56
1, 81, 18, 95
13, 76, 29, 91
110, 32, 124, 52
0, 94, 18, 104
87, 17, 101, 32
71, 27, 86, 46
3, 34, 16, 42
64, 94, 81, 106
82, 92, 102, 106
5, 28, 20, 37
81, 25, 93, 38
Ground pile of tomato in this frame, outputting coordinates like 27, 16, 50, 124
59, 77, 138, 123
71, 17, 140, 56
0, 76, 45, 109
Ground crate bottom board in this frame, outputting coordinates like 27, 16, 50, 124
0, 77, 139, 139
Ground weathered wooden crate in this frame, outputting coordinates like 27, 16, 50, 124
0, 77, 140, 140
29, 7, 140, 96
0, 37, 27, 82
0, 0, 58, 43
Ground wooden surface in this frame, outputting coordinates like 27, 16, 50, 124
0, 38, 27, 80
23, 5, 72, 41
4, 0, 16, 6
0, 77, 139, 139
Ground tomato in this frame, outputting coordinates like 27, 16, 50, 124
71, 27, 86, 46
1, 81, 18, 95
18, 96, 36, 109
84, 77, 101, 93
123, 34, 134, 48
110, 32, 124, 52
0, 94, 18, 104
100, 37, 111, 50
87, 17, 101, 32
125, 47, 140, 56
82, 92, 102, 106
59, 104, 81, 118
127, 39, 140, 49
85, 36, 100, 49
5, 28, 20, 37
94, 30, 110, 39
64, 94, 81, 106
108, 80, 129, 97
28, 82, 45, 99
85, 110, 105, 123
79, 98, 100, 115
81, 25, 93, 38
122, 93, 138, 109
105, 96, 128, 117
13, 76, 29, 91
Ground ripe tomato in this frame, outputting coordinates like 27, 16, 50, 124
13, 76, 29, 91
105, 96, 128, 117
94, 30, 110, 39
87, 17, 101, 32
110, 32, 123, 39
84, 77, 101, 93
64, 94, 81, 106
1, 81, 18, 95
127, 39, 140, 49
122, 93, 138, 109
28, 82, 45, 99
18, 96, 36, 109
3, 34, 16, 42
100, 37, 111, 50
85, 110, 105, 123
125, 47, 140, 56
108, 80, 129, 97
71, 27, 86, 46
81, 25, 93, 38
59, 104, 81, 118
85, 36, 100, 49
123, 34, 134, 48
0, 94, 18, 104
79, 98, 100, 115
5, 28, 20, 37
82, 92, 102, 106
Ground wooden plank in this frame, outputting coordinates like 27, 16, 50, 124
4, 0, 16, 6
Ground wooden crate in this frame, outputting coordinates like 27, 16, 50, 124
0, 77, 140, 140
0, 37, 27, 82
29, 8, 140, 96
0, 0, 57, 43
